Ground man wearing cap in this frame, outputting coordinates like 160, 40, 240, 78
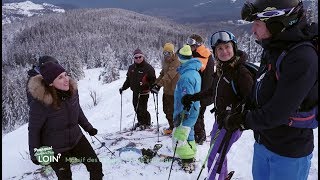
119, 48, 156, 130
150, 43, 180, 135
222, 0, 318, 179
187, 34, 215, 145
172, 44, 202, 172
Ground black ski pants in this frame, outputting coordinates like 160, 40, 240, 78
50, 135, 104, 180
194, 106, 207, 139
133, 92, 151, 126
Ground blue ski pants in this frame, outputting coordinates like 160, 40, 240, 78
252, 142, 312, 180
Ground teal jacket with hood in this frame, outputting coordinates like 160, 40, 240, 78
173, 58, 202, 141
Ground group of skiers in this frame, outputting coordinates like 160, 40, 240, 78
27, 0, 317, 179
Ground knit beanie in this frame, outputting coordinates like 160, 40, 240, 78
38, 55, 59, 67
40, 61, 66, 84
163, 43, 175, 53
178, 45, 192, 62
133, 48, 144, 57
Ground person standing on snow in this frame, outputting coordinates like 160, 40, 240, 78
172, 44, 202, 173
28, 61, 103, 180
222, 0, 318, 179
150, 43, 180, 135
186, 34, 215, 145
182, 31, 254, 179
119, 48, 156, 130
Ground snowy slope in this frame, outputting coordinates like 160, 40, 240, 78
2, 68, 318, 180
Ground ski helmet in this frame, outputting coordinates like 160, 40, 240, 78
241, 0, 304, 35
210, 30, 237, 53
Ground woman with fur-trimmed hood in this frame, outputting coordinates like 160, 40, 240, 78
27, 60, 103, 180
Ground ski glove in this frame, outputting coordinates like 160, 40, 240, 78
223, 111, 247, 131
173, 126, 191, 142
181, 94, 193, 111
119, 87, 124, 94
88, 128, 98, 136
150, 84, 161, 94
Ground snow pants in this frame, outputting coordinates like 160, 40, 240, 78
207, 122, 242, 180
252, 142, 312, 180
133, 93, 151, 126
50, 135, 104, 180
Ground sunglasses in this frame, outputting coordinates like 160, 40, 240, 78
134, 56, 143, 59
241, 1, 302, 22
210, 31, 236, 47
163, 51, 171, 56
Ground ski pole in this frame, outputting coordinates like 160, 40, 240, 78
196, 140, 215, 180
156, 93, 160, 142
93, 136, 116, 157
131, 93, 141, 133
152, 93, 160, 142
207, 130, 233, 180
120, 93, 123, 133
168, 110, 188, 179
168, 141, 178, 180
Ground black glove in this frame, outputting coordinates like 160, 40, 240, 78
215, 110, 227, 129
88, 128, 98, 136
31, 158, 40, 165
119, 87, 123, 94
150, 84, 161, 94
181, 94, 194, 111
223, 111, 247, 131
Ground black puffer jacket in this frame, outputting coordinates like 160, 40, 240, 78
194, 50, 254, 121
28, 75, 94, 160
245, 19, 318, 157
122, 60, 156, 93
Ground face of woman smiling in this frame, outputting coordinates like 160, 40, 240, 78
51, 72, 70, 91
215, 42, 234, 61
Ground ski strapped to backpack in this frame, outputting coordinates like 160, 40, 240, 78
274, 41, 318, 129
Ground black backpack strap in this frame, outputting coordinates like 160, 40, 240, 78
230, 65, 244, 100
275, 41, 316, 80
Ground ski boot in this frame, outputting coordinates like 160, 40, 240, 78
181, 158, 195, 173
162, 127, 173, 135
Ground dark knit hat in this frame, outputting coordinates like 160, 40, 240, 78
38, 55, 59, 67
40, 61, 66, 84
133, 48, 144, 57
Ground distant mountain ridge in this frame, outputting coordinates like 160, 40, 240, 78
2, 0, 65, 24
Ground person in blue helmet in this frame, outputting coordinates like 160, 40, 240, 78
172, 44, 202, 173
182, 30, 254, 179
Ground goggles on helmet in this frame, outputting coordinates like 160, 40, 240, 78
163, 51, 171, 57
210, 31, 237, 48
241, 1, 303, 22
186, 38, 201, 46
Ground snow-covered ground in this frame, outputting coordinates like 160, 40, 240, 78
2, 68, 318, 180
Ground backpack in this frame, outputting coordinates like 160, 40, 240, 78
231, 62, 259, 99
274, 40, 318, 129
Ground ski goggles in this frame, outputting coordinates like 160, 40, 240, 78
241, 1, 302, 22
186, 38, 201, 46
163, 51, 171, 56
210, 31, 236, 47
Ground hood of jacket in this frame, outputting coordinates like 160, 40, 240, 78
193, 45, 212, 72
177, 58, 202, 75
260, 17, 318, 50
27, 74, 77, 106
